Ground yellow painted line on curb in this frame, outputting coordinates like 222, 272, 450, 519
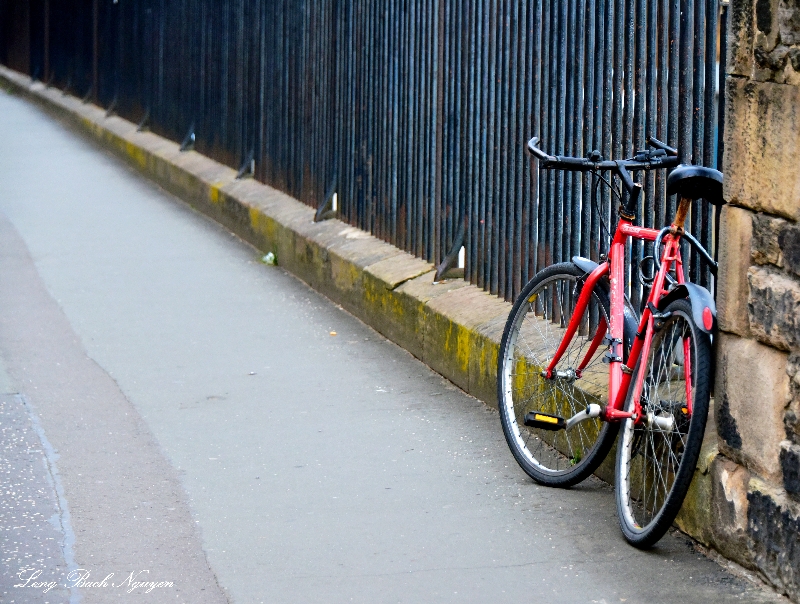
125, 141, 148, 170
210, 183, 224, 205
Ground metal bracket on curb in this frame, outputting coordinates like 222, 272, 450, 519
104, 95, 117, 118
314, 177, 337, 222
236, 148, 255, 179
137, 108, 150, 132
180, 124, 195, 152
433, 217, 465, 282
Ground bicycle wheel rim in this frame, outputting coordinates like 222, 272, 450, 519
499, 267, 614, 480
617, 302, 710, 542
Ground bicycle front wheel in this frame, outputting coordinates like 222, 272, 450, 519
498, 263, 619, 487
615, 298, 712, 548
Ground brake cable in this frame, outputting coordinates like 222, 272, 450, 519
590, 170, 623, 259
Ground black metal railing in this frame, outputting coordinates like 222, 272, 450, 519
0, 1, 725, 305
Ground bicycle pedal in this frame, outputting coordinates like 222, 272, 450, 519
523, 412, 566, 431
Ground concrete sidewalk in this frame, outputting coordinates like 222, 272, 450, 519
0, 68, 787, 603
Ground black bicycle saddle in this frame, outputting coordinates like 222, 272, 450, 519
666, 165, 724, 205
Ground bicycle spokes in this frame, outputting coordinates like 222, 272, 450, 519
616, 300, 711, 547
498, 265, 621, 488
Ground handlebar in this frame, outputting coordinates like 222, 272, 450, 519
526, 137, 680, 172
527, 135, 680, 220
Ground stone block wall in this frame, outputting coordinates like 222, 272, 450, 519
695, 0, 800, 599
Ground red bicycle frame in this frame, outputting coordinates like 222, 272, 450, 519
543, 197, 693, 425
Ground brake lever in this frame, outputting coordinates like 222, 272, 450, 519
633, 148, 667, 162
647, 136, 678, 157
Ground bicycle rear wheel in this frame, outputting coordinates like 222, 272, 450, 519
498, 263, 619, 487
615, 298, 712, 548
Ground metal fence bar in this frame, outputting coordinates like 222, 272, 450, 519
0, 0, 725, 304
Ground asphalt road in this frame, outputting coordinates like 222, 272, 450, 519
0, 88, 786, 603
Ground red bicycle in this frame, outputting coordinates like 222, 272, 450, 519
497, 136, 723, 548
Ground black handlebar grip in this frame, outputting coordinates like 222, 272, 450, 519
555, 156, 589, 168
652, 155, 681, 169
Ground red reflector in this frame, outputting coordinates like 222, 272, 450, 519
702, 307, 714, 330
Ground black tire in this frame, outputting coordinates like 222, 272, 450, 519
497, 263, 620, 487
615, 298, 712, 548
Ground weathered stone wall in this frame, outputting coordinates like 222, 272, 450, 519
679, 0, 800, 599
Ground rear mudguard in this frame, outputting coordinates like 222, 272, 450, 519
657, 282, 717, 334
572, 256, 638, 361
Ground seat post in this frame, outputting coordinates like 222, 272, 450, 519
673, 195, 691, 230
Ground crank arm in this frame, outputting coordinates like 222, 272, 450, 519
565, 404, 603, 431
